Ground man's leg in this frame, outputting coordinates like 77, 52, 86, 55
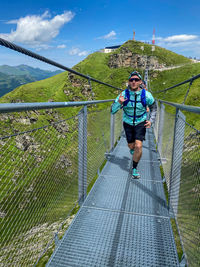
128, 142, 135, 155
132, 140, 143, 178
133, 140, 143, 162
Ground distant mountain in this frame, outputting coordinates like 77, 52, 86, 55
0, 65, 62, 97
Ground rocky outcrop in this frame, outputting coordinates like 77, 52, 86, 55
67, 73, 95, 100
108, 47, 166, 70
15, 135, 40, 152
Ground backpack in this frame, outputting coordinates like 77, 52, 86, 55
123, 88, 146, 107
122, 88, 147, 122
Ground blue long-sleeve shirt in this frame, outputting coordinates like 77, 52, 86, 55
111, 88, 157, 126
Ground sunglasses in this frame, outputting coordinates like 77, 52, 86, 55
129, 78, 141, 82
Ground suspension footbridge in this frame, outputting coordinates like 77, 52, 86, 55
0, 38, 199, 267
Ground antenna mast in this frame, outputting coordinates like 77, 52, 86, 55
152, 28, 155, 44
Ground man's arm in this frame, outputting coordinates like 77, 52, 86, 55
149, 101, 157, 124
144, 102, 157, 128
111, 92, 126, 114
111, 101, 122, 114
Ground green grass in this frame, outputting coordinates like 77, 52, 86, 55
116, 40, 191, 66
0, 106, 117, 266
0, 39, 199, 266
150, 63, 200, 129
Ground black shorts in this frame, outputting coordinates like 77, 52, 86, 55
123, 121, 146, 143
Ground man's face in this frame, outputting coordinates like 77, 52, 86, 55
128, 75, 142, 91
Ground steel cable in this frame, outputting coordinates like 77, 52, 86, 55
0, 37, 122, 91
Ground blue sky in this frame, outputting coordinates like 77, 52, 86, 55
0, 0, 200, 70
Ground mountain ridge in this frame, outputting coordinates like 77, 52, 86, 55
0, 40, 199, 129
0, 64, 63, 97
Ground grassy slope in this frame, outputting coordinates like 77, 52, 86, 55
0, 40, 192, 102
0, 40, 198, 127
150, 63, 200, 129
0, 40, 198, 126
0, 71, 68, 103
0, 40, 199, 265
117, 40, 191, 66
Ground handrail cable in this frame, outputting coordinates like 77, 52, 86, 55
2, 37, 199, 114
153, 73, 200, 93
182, 80, 193, 104
159, 100, 200, 114
0, 37, 122, 91
0, 99, 114, 113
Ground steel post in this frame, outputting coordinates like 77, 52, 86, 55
157, 103, 165, 157
169, 109, 186, 216
110, 113, 115, 152
78, 106, 88, 205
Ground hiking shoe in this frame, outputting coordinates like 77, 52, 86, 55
130, 149, 134, 155
132, 168, 140, 179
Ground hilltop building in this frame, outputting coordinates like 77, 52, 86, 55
100, 45, 121, 53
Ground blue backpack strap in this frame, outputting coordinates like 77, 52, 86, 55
141, 89, 146, 107
123, 88, 130, 106
124, 88, 146, 107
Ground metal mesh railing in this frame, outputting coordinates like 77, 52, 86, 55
0, 110, 80, 266
161, 110, 175, 189
153, 102, 200, 267
171, 117, 199, 267
87, 108, 111, 187
114, 110, 123, 145
0, 103, 122, 266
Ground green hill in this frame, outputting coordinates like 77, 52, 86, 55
150, 63, 200, 129
0, 40, 199, 128
0, 40, 199, 265
119, 40, 191, 66
0, 64, 62, 78
0, 64, 62, 97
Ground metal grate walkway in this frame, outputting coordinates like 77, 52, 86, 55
47, 129, 179, 267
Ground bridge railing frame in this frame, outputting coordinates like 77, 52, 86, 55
0, 100, 123, 266
153, 100, 199, 267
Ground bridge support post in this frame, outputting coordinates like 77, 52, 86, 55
157, 102, 165, 157
110, 113, 115, 152
169, 109, 185, 216
78, 105, 87, 205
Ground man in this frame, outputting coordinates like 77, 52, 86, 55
141, 80, 147, 90
140, 80, 150, 112
111, 71, 157, 178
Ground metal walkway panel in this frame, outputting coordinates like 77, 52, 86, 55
101, 136, 158, 178
137, 160, 162, 181
83, 175, 168, 216
47, 208, 179, 267
47, 130, 179, 267
125, 179, 168, 216
101, 137, 131, 177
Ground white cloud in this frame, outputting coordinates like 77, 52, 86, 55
69, 48, 80, 55
35, 44, 52, 51
156, 34, 200, 58
69, 47, 88, 56
157, 34, 198, 43
0, 11, 75, 45
78, 51, 88, 56
97, 30, 117, 40
57, 44, 66, 49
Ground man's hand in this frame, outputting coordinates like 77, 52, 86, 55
118, 93, 127, 105
144, 120, 151, 128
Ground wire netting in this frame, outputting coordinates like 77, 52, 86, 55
153, 101, 160, 141
87, 108, 110, 187
0, 109, 80, 266
0, 105, 122, 266
87, 108, 122, 188
153, 104, 200, 267
172, 119, 200, 267
160, 111, 175, 189
114, 109, 123, 145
